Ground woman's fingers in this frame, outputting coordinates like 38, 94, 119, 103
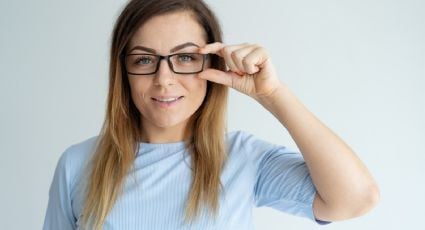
221, 45, 245, 74
199, 42, 265, 75
197, 68, 239, 88
230, 46, 252, 73
199, 42, 278, 97
198, 42, 226, 55
229, 45, 267, 74
200, 42, 245, 74
242, 46, 267, 74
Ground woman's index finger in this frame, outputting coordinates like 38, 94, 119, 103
198, 42, 226, 56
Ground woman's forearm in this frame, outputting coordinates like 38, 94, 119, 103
255, 83, 380, 220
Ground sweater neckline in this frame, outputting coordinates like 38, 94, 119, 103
137, 140, 188, 155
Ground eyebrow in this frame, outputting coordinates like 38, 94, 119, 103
128, 42, 200, 54
170, 42, 200, 53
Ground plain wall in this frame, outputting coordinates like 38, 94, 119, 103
0, 0, 424, 229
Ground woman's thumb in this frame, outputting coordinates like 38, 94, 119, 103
197, 69, 237, 87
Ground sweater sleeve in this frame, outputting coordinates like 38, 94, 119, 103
43, 148, 77, 230
239, 131, 330, 225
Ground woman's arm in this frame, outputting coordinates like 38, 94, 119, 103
199, 42, 380, 221
255, 83, 380, 221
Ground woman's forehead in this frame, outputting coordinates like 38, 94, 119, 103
128, 11, 207, 53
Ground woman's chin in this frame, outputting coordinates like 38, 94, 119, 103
152, 118, 186, 129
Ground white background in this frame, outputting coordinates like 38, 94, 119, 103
0, 0, 424, 229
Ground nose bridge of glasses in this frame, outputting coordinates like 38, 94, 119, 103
155, 55, 176, 76
155, 55, 172, 72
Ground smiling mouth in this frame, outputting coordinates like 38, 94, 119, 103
152, 96, 184, 102
151, 96, 184, 107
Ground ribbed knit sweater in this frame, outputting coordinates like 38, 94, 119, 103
43, 130, 329, 229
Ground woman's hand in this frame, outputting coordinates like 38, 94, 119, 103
198, 42, 282, 100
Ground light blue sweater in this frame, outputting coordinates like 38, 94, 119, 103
43, 130, 329, 229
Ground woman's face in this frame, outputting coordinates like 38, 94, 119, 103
127, 11, 208, 140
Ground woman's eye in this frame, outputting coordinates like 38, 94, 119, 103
136, 56, 153, 65
177, 54, 195, 62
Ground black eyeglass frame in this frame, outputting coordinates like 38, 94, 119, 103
124, 53, 209, 75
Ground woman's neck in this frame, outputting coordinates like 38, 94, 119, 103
140, 120, 191, 144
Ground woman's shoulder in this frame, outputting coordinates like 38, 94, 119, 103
226, 129, 252, 142
225, 130, 298, 161
62, 135, 100, 163
226, 130, 278, 149
55, 135, 100, 184
226, 130, 274, 156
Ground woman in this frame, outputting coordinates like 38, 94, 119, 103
43, 0, 380, 229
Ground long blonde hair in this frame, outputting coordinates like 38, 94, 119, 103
80, 0, 228, 229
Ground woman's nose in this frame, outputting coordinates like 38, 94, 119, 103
154, 59, 175, 86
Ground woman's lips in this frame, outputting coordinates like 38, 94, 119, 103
151, 96, 184, 108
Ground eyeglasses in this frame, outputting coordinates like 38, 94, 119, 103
124, 53, 209, 75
